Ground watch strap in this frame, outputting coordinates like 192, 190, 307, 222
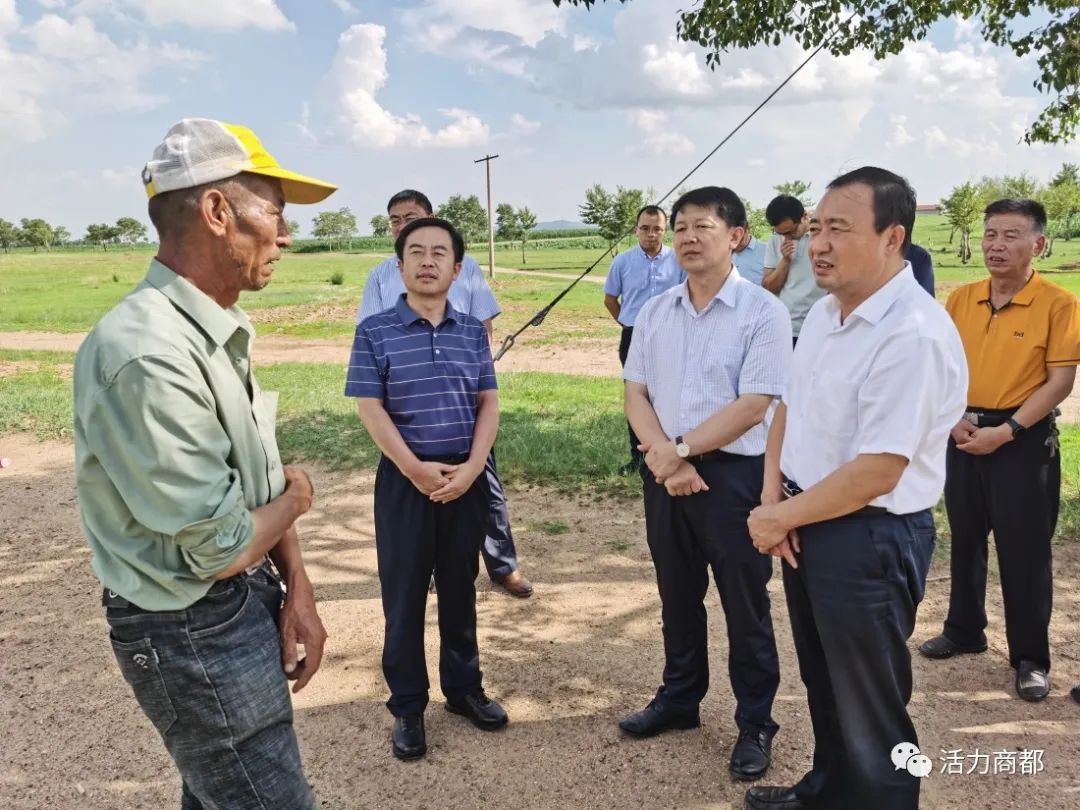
1006, 417, 1024, 436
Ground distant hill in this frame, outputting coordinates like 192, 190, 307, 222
534, 220, 591, 232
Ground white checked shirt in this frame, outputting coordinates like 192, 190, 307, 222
781, 265, 968, 514
623, 269, 792, 457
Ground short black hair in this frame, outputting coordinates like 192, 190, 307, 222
636, 205, 667, 225
394, 217, 465, 263
826, 166, 916, 251
984, 198, 1047, 233
670, 186, 746, 230
764, 195, 805, 228
387, 189, 433, 215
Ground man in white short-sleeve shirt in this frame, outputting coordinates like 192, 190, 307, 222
745, 167, 967, 810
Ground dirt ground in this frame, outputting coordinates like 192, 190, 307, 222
2, 431, 1080, 810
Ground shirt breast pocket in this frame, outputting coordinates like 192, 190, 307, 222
806, 374, 861, 439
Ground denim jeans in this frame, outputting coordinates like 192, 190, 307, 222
105, 567, 318, 809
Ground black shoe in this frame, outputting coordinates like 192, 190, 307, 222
618, 701, 700, 738
730, 728, 774, 781
744, 785, 805, 810
1071, 685, 1080, 704
917, 633, 987, 659
1016, 661, 1050, 702
446, 689, 508, 730
391, 714, 426, 760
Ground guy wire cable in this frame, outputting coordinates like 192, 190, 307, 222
493, 21, 849, 362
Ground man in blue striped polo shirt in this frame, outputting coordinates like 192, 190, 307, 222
620, 187, 791, 783
603, 205, 685, 473
358, 189, 532, 599
346, 217, 508, 761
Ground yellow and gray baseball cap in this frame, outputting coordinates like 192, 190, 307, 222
142, 118, 336, 204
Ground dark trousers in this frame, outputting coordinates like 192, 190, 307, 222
375, 455, 490, 717
641, 453, 780, 733
618, 326, 643, 467
943, 416, 1058, 670
786, 509, 935, 810
481, 452, 519, 579
105, 568, 317, 810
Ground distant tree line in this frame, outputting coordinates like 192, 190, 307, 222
0, 216, 147, 252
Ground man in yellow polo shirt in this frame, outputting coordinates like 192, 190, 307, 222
919, 199, 1080, 702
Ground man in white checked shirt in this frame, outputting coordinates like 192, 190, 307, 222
357, 189, 533, 599
618, 187, 792, 783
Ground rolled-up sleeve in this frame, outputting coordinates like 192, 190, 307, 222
603, 257, 623, 296
763, 234, 780, 269
83, 355, 253, 579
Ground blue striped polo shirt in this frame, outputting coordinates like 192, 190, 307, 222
345, 294, 497, 458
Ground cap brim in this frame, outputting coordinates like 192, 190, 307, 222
246, 165, 337, 204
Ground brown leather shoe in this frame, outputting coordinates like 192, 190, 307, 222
495, 570, 533, 598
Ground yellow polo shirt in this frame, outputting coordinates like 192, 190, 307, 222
946, 270, 1080, 409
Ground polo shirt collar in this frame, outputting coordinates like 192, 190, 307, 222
826, 263, 916, 327
673, 267, 743, 314
395, 292, 460, 327
145, 259, 251, 348
975, 269, 1041, 306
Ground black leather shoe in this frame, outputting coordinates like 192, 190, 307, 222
446, 689, 508, 730
391, 714, 426, 760
1016, 661, 1050, 702
618, 702, 700, 738
744, 785, 805, 810
917, 633, 987, 659
730, 728, 774, 781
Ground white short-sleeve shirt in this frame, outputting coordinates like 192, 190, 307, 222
781, 265, 968, 514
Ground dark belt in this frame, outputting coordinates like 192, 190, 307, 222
781, 475, 889, 516
687, 449, 749, 464
963, 407, 1057, 428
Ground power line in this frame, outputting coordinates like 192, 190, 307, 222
493, 28, 845, 362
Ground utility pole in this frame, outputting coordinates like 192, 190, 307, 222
474, 153, 499, 278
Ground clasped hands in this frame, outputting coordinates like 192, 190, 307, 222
637, 439, 709, 497
407, 459, 483, 503
748, 487, 800, 568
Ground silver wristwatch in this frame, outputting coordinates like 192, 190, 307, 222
675, 436, 691, 458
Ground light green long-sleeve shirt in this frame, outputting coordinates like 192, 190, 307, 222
74, 259, 286, 610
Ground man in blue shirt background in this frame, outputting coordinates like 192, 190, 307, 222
603, 205, 685, 473
906, 243, 936, 296
347, 217, 509, 761
733, 217, 768, 285
358, 190, 532, 599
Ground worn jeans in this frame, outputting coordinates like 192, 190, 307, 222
105, 567, 318, 809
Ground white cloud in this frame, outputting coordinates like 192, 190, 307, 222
326, 24, 489, 150
36, 0, 67, 8
72, 0, 294, 31
328, 0, 356, 13
0, 12, 206, 144
888, 115, 916, 148
510, 113, 540, 134
400, 0, 564, 48
629, 109, 694, 156
0, 0, 19, 36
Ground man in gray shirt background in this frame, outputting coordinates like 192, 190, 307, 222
762, 195, 825, 346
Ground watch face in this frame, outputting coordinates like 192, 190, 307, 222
677, 443, 690, 457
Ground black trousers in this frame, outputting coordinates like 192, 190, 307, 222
481, 452, 519, 580
641, 453, 780, 733
942, 416, 1058, 670
786, 509, 935, 810
375, 455, 490, 717
618, 326, 643, 467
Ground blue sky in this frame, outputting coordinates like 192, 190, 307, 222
2, 0, 1078, 237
